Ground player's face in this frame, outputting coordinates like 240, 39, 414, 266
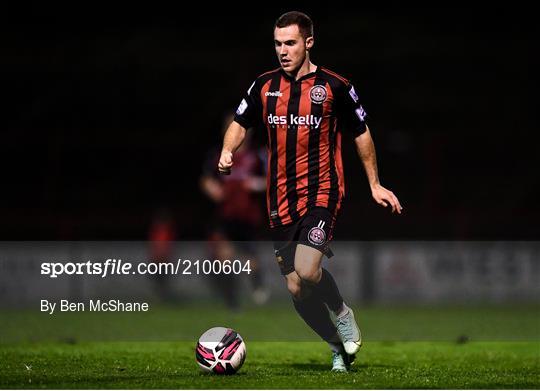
274, 25, 313, 74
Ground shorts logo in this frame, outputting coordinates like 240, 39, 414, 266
308, 220, 326, 246
309, 85, 327, 104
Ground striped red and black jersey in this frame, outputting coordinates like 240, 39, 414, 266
234, 66, 368, 227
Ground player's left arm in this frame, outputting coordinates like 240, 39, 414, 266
354, 127, 403, 214
338, 80, 402, 214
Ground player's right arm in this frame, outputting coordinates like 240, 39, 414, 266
218, 121, 247, 174
219, 78, 263, 174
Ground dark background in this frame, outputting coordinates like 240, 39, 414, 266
3, 4, 538, 240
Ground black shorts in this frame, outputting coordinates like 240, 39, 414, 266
270, 207, 337, 275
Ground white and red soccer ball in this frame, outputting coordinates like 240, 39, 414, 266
195, 327, 246, 374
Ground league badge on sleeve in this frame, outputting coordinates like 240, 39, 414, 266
236, 99, 248, 115
349, 85, 359, 103
355, 106, 366, 121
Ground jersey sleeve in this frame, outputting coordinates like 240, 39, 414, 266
233, 79, 262, 129
336, 82, 368, 137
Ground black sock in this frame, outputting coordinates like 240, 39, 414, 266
315, 268, 344, 313
292, 290, 337, 342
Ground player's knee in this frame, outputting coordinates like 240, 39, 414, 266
295, 267, 321, 285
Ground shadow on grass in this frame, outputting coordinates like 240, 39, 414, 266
290, 362, 399, 372
194, 372, 249, 378
290, 363, 329, 371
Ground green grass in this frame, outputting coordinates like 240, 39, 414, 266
0, 304, 539, 388
1, 303, 539, 342
1, 341, 538, 389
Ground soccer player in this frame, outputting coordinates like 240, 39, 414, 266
201, 115, 270, 310
218, 11, 402, 372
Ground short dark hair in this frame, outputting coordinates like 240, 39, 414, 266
275, 11, 313, 40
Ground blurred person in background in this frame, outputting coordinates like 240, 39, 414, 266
147, 206, 177, 302
200, 114, 270, 311
218, 11, 402, 371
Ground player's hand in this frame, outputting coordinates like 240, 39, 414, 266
371, 184, 403, 214
218, 150, 233, 175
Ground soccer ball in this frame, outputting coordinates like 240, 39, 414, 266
195, 327, 246, 374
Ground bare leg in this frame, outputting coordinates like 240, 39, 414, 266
284, 247, 342, 351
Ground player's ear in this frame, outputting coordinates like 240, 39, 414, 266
305, 36, 314, 51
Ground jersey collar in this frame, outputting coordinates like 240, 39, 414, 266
280, 65, 319, 82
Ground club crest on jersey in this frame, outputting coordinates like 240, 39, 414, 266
308, 220, 327, 245
309, 85, 327, 104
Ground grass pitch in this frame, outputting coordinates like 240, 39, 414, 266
0, 304, 539, 389
1, 341, 538, 389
